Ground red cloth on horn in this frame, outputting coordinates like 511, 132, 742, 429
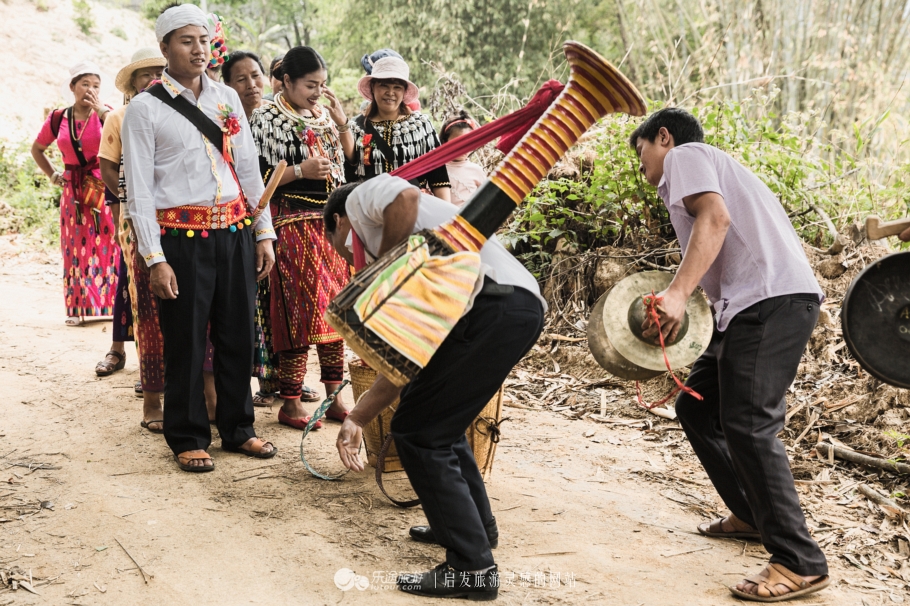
389, 79, 565, 183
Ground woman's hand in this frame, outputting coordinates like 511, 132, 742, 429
83, 89, 106, 116
323, 87, 347, 127
336, 417, 365, 472
51, 171, 66, 187
299, 157, 332, 180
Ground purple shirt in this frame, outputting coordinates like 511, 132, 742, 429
657, 143, 822, 330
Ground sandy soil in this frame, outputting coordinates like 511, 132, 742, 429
3, 0, 156, 141
0, 249, 869, 605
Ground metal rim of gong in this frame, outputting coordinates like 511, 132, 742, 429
603, 271, 713, 372
841, 251, 910, 389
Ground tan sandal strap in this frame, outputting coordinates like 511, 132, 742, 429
177, 451, 212, 463
753, 565, 805, 598
247, 439, 272, 453
768, 563, 810, 589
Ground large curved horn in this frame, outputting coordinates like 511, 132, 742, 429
435, 41, 646, 253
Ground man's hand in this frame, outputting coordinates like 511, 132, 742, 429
255, 239, 275, 281
335, 373, 403, 470
642, 287, 688, 344
899, 226, 910, 242
150, 262, 178, 299
336, 417, 365, 471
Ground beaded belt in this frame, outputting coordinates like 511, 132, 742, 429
156, 197, 252, 238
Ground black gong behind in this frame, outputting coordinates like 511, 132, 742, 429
841, 251, 910, 389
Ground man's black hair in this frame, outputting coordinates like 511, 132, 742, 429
628, 107, 704, 149
324, 182, 360, 233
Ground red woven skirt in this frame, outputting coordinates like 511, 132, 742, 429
270, 210, 349, 352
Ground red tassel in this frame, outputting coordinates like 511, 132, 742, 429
222, 132, 234, 165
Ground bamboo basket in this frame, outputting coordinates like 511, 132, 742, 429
349, 360, 504, 477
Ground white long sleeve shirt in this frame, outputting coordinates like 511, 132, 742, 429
122, 71, 275, 266
344, 174, 547, 311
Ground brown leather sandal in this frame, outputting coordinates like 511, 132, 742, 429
95, 350, 126, 376
174, 451, 215, 473
730, 563, 830, 602
698, 515, 761, 540
223, 438, 277, 459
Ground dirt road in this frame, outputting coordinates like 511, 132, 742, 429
0, 252, 863, 605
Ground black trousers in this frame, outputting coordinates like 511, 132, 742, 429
676, 293, 828, 576
391, 283, 544, 571
158, 228, 258, 455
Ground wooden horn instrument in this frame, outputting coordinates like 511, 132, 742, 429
325, 41, 647, 386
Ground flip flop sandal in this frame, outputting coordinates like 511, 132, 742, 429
253, 391, 279, 407
301, 385, 322, 403
278, 408, 322, 430
140, 419, 164, 434
698, 516, 762, 540
223, 438, 278, 459
95, 350, 126, 376
174, 451, 215, 473
730, 563, 830, 602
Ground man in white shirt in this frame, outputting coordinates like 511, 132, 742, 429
325, 175, 545, 601
123, 5, 278, 472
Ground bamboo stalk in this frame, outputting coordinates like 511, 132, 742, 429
815, 443, 910, 475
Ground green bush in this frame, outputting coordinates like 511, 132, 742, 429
72, 0, 94, 36
503, 89, 908, 275
0, 143, 61, 247
110, 26, 128, 39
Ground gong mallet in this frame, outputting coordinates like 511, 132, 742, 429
865, 215, 910, 241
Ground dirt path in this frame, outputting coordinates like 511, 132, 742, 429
0, 253, 866, 605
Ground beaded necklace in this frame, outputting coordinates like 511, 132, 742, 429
252, 92, 344, 188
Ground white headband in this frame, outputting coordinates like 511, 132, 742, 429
155, 4, 212, 43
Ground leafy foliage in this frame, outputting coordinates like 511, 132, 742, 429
504, 88, 909, 272
72, 0, 95, 36
0, 144, 61, 246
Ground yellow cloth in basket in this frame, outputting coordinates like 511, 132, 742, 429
354, 235, 482, 368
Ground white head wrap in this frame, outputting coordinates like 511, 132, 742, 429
155, 4, 212, 43
60, 60, 114, 101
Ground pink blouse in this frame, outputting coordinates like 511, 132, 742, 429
445, 159, 487, 207
35, 110, 103, 173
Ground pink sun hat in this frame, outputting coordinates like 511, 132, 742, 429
357, 56, 419, 105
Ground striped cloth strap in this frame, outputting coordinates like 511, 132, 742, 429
354, 235, 481, 368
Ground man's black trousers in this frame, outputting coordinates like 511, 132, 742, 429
158, 227, 258, 455
391, 282, 544, 571
676, 293, 828, 576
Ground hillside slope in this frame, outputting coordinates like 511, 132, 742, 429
3, 0, 156, 141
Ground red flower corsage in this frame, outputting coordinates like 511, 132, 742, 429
217, 103, 242, 136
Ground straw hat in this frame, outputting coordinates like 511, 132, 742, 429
60, 61, 114, 102
357, 56, 418, 104
115, 48, 167, 95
